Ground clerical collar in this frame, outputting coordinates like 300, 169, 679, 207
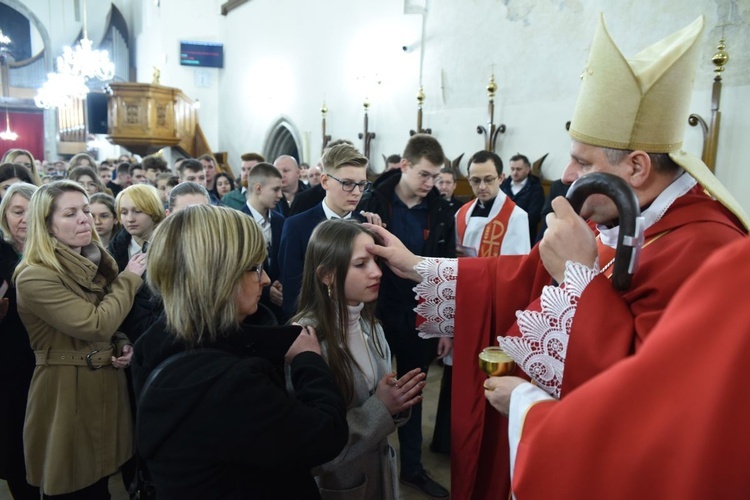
322, 199, 352, 220
598, 172, 697, 248
471, 196, 496, 217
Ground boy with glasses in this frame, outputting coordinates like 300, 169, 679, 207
278, 144, 369, 319
456, 150, 530, 257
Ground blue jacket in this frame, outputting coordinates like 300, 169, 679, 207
278, 204, 326, 319
278, 202, 365, 319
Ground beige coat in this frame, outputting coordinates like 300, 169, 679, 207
15, 244, 142, 495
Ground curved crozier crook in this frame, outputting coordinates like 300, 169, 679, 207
565, 172, 645, 291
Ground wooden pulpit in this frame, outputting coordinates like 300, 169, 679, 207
107, 82, 206, 157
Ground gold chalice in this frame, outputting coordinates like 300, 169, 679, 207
478, 346, 515, 377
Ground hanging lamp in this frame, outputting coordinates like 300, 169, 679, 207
35, 0, 114, 109
0, 107, 18, 141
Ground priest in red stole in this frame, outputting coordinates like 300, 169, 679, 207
455, 150, 530, 257
365, 14, 749, 500
485, 236, 750, 498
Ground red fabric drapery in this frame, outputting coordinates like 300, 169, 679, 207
0, 110, 45, 162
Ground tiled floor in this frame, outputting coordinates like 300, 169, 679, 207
0, 362, 451, 500
392, 360, 452, 499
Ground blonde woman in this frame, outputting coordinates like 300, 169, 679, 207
2, 149, 42, 186
132, 205, 348, 499
14, 180, 146, 498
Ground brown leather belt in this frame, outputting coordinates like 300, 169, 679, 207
34, 346, 115, 370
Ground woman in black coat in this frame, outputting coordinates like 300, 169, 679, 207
132, 205, 348, 500
0, 183, 39, 500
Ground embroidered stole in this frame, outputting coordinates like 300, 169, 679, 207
456, 197, 517, 257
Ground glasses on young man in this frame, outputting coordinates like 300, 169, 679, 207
416, 170, 441, 182
327, 174, 372, 193
468, 176, 499, 187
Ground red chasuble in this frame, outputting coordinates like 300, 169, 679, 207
448, 186, 745, 500
513, 236, 750, 499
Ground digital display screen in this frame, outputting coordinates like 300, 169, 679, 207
180, 41, 223, 68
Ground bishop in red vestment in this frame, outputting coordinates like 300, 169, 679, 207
449, 179, 745, 499
486, 236, 750, 499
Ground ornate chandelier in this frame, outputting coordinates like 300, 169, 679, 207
34, 0, 114, 109
0, 107, 18, 141
34, 71, 89, 109
57, 36, 115, 82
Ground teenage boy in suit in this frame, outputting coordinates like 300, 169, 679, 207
279, 144, 369, 319
242, 163, 286, 323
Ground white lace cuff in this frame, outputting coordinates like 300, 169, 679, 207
414, 258, 457, 339
498, 260, 599, 398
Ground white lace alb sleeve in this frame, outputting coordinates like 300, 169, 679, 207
498, 260, 599, 398
414, 258, 457, 339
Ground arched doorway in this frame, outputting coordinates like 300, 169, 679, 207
265, 118, 301, 163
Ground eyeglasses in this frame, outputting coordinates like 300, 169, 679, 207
327, 174, 372, 193
468, 176, 499, 187
416, 170, 441, 182
246, 265, 263, 281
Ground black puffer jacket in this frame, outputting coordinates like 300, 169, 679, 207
107, 229, 161, 343
356, 172, 456, 331
132, 314, 348, 500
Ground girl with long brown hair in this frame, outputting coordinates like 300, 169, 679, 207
292, 219, 425, 499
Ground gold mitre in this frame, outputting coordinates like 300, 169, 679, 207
570, 14, 749, 230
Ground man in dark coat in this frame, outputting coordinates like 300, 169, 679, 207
274, 155, 308, 217
500, 153, 545, 245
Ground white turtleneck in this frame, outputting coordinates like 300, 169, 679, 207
345, 302, 377, 390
